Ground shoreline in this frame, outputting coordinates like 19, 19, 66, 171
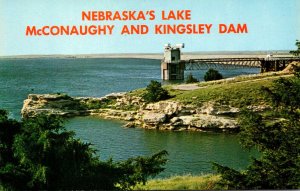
21, 71, 294, 132
0, 50, 291, 60
21, 92, 241, 132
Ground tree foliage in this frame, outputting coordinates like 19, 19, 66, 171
204, 68, 223, 81
0, 112, 168, 190
213, 74, 300, 189
290, 39, 300, 56
185, 73, 199, 83
142, 80, 171, 102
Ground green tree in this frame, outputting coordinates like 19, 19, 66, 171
0, 110, 29, 190
0, 112, 168, 190
204, 68, 223, 81
290, 39, 300, 56
185, 73, 199, 83
142, 80, 171, 102
213, 74, 300, 189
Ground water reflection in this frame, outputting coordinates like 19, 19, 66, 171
66, 116, 258, 177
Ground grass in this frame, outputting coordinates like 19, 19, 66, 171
173, 74, 294, 108
173, 79, 273, 108
128, 73, 292, 109
85, 99, 117, 109
128, 88, 146, 97
134, 174, 222, 190
117, 104, 140, 111
196, 71, 288, 88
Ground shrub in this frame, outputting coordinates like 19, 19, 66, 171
186, 73, 199, 83
213, 74, 300, 189
290, 39, 300, 56
142, 80, 171, 102
204, 69, 223, 81
0, 111, 168, 190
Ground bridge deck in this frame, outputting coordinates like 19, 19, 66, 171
181, 57, 300, 70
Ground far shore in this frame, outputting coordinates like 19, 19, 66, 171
0, 50, 292, 60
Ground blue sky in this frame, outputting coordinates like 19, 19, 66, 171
0, 0, 299, 56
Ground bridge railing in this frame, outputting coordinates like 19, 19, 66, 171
163, 57, 300, 71
184, 57, 262, 70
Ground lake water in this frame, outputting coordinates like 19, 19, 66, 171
0, 57, 259, 177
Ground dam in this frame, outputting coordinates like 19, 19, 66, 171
161, 44, 300, 80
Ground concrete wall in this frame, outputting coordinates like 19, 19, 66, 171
161, 61, 185, 80
164, 48, 181, 62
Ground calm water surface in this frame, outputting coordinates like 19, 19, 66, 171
66, 116, 257, 177
0, 57, 259, 177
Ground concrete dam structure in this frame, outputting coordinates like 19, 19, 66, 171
161, 44, 300, 80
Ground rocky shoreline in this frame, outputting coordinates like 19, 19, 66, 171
20, 63, 297, 132
21, 92, 256, 132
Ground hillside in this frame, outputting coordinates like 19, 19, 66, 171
170, 72, 292, 107
21, 70, 294, 132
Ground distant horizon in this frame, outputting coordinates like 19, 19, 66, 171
0, 50, 293, 60
0, 49, 292, 56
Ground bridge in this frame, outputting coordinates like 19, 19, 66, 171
162, 57, 300, 80
161, 44, 300, 80
185, 57, 262, 70
184, 57, 300, 71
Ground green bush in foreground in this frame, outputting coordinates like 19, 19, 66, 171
213, 73, 300, 189
0, 111, 168, 190
142, 80, 171, 102
204, 68, 223, 81
185, 73, 199, 83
